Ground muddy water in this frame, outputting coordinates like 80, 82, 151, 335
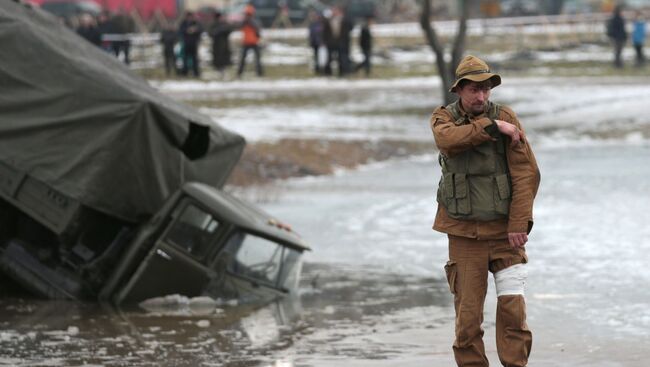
2, 144, 650, 366
0, 264, 448, 367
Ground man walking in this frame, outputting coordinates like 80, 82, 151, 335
430, 55, 540, 367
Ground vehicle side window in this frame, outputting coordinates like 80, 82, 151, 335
221, 233, 284, 287
165, 204, 219, 259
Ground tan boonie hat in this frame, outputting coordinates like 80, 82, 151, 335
449, 55, 501, 93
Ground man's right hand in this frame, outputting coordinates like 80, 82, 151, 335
495, 120, 524, 147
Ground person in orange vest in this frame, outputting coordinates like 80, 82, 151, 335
236, 4, 263, 78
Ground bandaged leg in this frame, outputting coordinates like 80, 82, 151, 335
494, 264, 531, 366
494, 263, 528, 297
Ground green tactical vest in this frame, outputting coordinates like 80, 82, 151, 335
436, 101, 512, 221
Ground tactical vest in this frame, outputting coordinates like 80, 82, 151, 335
436, 101, 512, 221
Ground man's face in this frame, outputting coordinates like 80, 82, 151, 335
457, 81, 492, 115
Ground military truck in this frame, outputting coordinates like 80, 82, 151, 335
0, 176, 309, 305
0, 2, 308, 305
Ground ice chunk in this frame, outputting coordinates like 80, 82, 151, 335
196, 320, 211, 328
139, 294, 190, 312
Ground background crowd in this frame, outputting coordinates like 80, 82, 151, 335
70, 3, 375, 80
69, 2, 646, 79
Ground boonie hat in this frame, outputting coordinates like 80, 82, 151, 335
449, 55, 501, 93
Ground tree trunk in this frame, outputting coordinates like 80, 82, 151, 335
419, 0, 469, 105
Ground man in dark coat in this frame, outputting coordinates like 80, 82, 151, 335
322, 6, 353, 77
160, 23, 178, 76
96, 11, 113, 52
338, 7, 354, 76
110, 10, 135, 64
76, 14, 102, 47
607, 5, 628, 68
322, 9, 336, 76
307, 10, 324, 74
355, 16, 373, 76
209, 10, 235, 78
179, 11, 204, 77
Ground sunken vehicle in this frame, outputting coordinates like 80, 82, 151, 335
0, 3, 308, 305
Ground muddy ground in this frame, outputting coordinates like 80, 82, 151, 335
227, 139, 434, 186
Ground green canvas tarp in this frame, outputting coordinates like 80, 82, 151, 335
0, 2, 245, 222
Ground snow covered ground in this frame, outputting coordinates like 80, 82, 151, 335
154, 75, 650, 145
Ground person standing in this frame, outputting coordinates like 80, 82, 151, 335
337, 6, 354, 76
271, 0, 293, 28
236, 5, 263, 78
607, 5, 628, 68
322, 6, 353, 77
632, 10, 646, 67
96, 11, 113, 52
110, 9, 135, 64
76, 13, 102, 47
179, 12, 204, 77
430, 55, 540, 367
160, 23, 178, 76
307, 10, 324, 74
209, 10, 235, 79
322, 8, 337, 76
355, 16, 373, 76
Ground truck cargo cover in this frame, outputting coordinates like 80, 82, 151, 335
0, 3, 245, 222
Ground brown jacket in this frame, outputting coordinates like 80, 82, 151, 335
430, 101, 540, 239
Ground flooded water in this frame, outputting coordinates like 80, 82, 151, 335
2, 143, 649, 366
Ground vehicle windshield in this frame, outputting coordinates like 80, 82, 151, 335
220, 232, 302, 291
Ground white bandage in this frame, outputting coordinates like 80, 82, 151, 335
494, 263, 528, 297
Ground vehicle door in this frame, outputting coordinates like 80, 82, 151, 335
115, 200, 223, 304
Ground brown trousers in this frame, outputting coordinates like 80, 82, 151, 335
445, 235, 532, 367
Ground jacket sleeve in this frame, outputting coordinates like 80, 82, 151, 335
501, 108, 541, 234
430, 106, 498, 157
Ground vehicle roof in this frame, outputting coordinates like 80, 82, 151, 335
182, 183, 310, 252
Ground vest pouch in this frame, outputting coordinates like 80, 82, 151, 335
494, 174, 511, 215
443, 172, 455, 199
440, 172, 457, 213
438, 172, 471, 216
453, 173, 471, 215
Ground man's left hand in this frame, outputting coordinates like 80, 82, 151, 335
495, 120, 525, 147
508, 232, 528, 248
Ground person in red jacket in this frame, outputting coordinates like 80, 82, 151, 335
236, 4, 263, 78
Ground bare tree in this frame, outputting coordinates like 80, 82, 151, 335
419, 0, 469, 104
